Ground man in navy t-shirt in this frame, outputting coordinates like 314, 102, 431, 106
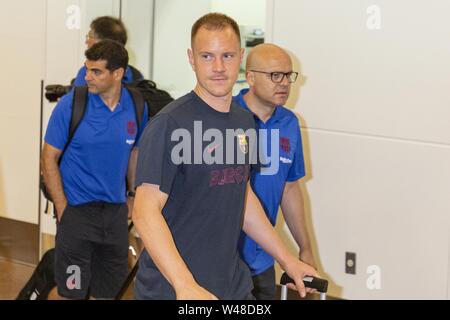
42, 40, 148, 299
132, 13, 318, 300
234, 43, 317, 300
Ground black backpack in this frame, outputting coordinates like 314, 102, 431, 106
128, 65, 174, 118
16, 249, 56, 300
40, 86, 146, 210
125, 79, 174, 118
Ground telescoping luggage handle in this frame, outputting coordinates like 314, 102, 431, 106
280, 273, 328, 300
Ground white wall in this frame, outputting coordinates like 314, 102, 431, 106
121, 0, 154, 78
152, 0, 211, 98
0, 0, 47, 224
269, 0, 450, 299
211, 0, 265, 27
152, 0, 266, 98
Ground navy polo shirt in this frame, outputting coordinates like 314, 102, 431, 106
234, 88, 306, 276
44, 87, 148, 205
73, 65, 142, 86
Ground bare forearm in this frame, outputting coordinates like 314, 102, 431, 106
281, 183, 313, 253
132, 190, 195, 291
42, 155, 67, 213
242, 186, 297, 270
243, 185, 319, 298
127, 148, 138, 191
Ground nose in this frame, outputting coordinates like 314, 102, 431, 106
85, 70, 92, 82
213, 57, 225, 73
280, 74, 290, 86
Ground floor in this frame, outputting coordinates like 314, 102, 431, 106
0, 218, 332, 300
0, 217, 39, 265
0, 258, 325, 300
0, 258, 34, 300
0, 218, 140, 300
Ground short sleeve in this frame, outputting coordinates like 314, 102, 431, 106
44, 92, 73, 151
135, 102, 150, 146
135, 113, 179, 195
286, 122, 306, 182
73, 66, 87, 86
248, 116, 261, 174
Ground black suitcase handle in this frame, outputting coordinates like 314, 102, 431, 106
280, 272, 328, 293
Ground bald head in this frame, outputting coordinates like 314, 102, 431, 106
246, 43, 292, 71
244, 43, 296, 111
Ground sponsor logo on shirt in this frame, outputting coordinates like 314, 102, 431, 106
280, 157, 292, 164
126, 139, 135, 145
209, 165, 250, 187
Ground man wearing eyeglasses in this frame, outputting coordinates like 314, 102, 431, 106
234, 43, 317, 300
73, 16, 143, 86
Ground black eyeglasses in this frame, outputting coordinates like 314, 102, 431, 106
250, 70, 299, 83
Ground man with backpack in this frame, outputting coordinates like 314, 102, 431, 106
73, 15, 172, 118
74, 16, 144, 86
41, 40, 148, 299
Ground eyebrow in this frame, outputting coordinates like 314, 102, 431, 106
84, 62, 103, 70
85, 65, 102, 73
198, 51, 238, 56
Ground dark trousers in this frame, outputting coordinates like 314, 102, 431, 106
251, 266, 276, 300
55, 202, 129, 299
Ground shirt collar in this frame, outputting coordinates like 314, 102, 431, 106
236, 88, 284, 125
90, 87, 125, 113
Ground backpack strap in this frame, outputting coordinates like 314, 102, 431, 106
126, 86, 145, 133
46, 86, 87, 215
128, 65, 143, 82
59, 86, 88, 163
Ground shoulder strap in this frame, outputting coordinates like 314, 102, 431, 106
59, 86, 88, 163
126, 86, 145, 132
128, 65, 142, 82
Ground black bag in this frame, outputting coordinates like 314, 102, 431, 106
16, 249, 56, 300
128, 65, 144, 82
40, 86, 145, 208
17, 223, 141, 300
126, 79, 174, 118
127, 64, 174, 118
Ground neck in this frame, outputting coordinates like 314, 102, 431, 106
243, 90, 276, 123
100, 83, 122, 111
194, 85, 232, 113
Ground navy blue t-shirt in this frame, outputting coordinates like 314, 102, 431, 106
134, 91, 256, 300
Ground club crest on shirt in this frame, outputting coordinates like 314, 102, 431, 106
128, 121, 137, 135
280, 137, 291, 153
237, 134, 248, 154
